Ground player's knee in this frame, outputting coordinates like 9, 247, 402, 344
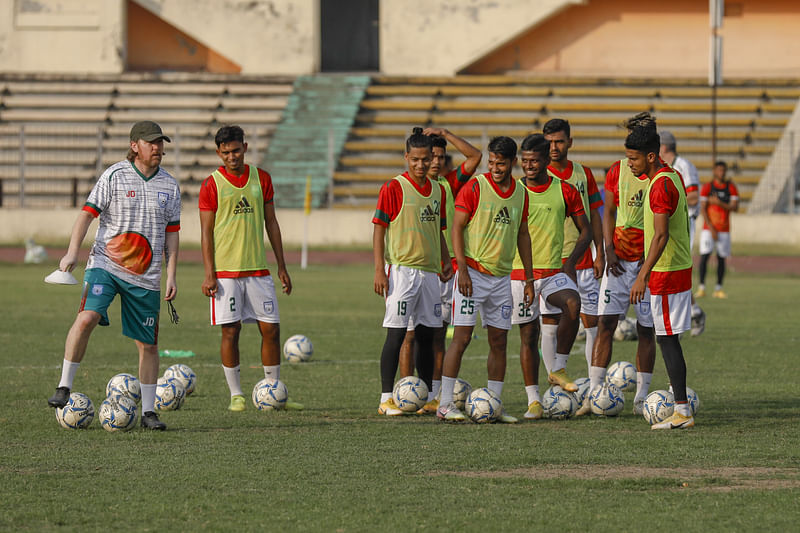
74, 310, 101, 331
563, 293, 581, 321
221, 322, 242, 340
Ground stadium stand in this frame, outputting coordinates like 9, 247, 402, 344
334, 76, 799, 211
0, 74, 293, 208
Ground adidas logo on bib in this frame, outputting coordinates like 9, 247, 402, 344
234, 196, 254, 215
493, 206, 512, 225
419, 204, 437, 223
627, 189, 644, 208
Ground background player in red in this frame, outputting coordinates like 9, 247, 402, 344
698, 161, 739, 299
200, 125, 302, 412
397, 127, 482, 413
543, 118, 604, 377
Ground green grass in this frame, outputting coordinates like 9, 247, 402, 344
1, 262, 799, 531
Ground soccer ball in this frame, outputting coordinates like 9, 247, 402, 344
542, 386, 579, 420
55, 392, 94, 429
686, 386, 700, 414
614, 317, 638, 341
283, 334, 313, 363
607, 361, 637, 392
452, 378, 472, 410
252, 378, 288, 410
105, 373, 141, 403
643, 390, 674, 424
588, 383, 625, 416
465, 387, 502, 423
163, 364, 196, 395
573, 377, 591, 406
392, 376, 429, 412
155, 377, 186, 411
99, 394, 138, 432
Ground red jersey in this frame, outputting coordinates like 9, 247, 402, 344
549, 161, 602, 270
701, 180, 738, 232
605, 161, 645, 261
647, 173, 692, 295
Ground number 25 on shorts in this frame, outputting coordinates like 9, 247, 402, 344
460, 299, 474, 315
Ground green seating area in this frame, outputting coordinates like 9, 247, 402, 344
334, 77, 799, 210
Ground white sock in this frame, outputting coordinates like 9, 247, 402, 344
380, 392, 392, 403
263, 365, 280, 381
223, 365, 243, 396
675, 402, 691, 417
714, 284, 722, 292
540, 323, 558, 373
141, 383, 156, 413
431, 379, 441, 400
58, 360, 80, 389
440, 376, 457, 406
589, 366, 607, 391
553, 353, 569, 372
584, 326, 597, 370
634, 372, 653, 402
487, 380, 504, 399
525, 385, 540, 405
698, 283, 706, 291
668, 383, 674, 394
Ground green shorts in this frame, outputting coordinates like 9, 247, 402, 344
80, 268, 161, 345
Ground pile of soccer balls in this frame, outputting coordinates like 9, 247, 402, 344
54, 364, 196, 432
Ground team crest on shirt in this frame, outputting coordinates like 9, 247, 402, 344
158, 192, 169, 208
263, 300, 274, 314
501, 305, 512, 319
92, 284, 104, 296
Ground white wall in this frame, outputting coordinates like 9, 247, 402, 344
0, 0, 125, 74
3, 208, 799, 248
379, 0, 581, 75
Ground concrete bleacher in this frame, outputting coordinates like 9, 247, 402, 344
335, 76, 799, 210
0, 74, 293, 208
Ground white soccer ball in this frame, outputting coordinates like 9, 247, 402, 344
588, 383, 625, 416
99, 394, 138, 432
392, 376, 429, 412
465, 387, 502, 423
643, 390, 674, 424
252, 378, 288, 410
452, 378, 472, 410
163, 364, 196, 395
613, 317, 638, 341
573, 377, 591, 407
55, 392, 95, 429
105, 373, 141, 403
542, 386, 579, 420
686, 386, 700, 415
607, 361, 637, 392
155, 377, 186, 411
283, 334, 313, 363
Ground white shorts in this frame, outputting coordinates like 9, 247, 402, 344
597, 260, 654, 328
516, 273, 578, 322
689, 216, 697, 251
210, 276, 280, 325
575, 267, 599, 316
451, 267, 513, 330
406, 277, 454, 330
383, 265, 443, 329
651, 290, 692, 336
699, 229, 731, 258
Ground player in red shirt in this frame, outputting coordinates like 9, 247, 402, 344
698, 161, 739, 299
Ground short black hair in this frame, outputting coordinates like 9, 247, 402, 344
714, 160, 727, 169
488, 136, 517, 160
542, 118, 570, 138
625, 125, 660, 155
520, 133, 549, 157
406, 127, 433, 152
430, 135, 447, 150
215, 125, 245, 147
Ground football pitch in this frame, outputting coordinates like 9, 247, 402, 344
1, 260, 799, 531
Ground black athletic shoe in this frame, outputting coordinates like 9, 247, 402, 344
48, 386, 70, 408
140, 411, 167, 431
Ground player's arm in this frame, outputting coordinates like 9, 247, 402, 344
589, 206, 604, 279
423, 127, 482, 175
200, 209, 217, 297
373, 224, 388, 296
685, 188, 699, 209
566, 212, 592, 283
164, 230, 179, 301
60, 210, 94, 272
451, 208, 472, 297
516, 215, 535, 306
439, 232, 453, 282
631, 212, 668, 304
700, 193, 717, 239
264, 202, 291, 295
602, 189, 624, 276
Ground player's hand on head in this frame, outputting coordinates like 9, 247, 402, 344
422, 127, 446, 137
